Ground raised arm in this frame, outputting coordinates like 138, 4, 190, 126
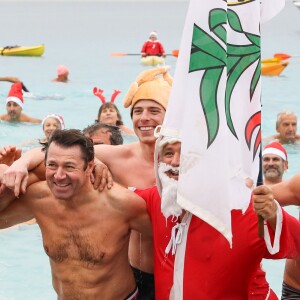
1, 147, 44, 196
271, 173, 300, 206
0, 76, 20, 83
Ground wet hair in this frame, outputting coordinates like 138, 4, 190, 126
276, 111, 297, 128
96, 102, 124, 126
83, 122, 123, 145
41, 129, 94, 170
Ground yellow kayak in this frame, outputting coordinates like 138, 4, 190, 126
0, 44, 45, 56
141, 55, 165, 66
261, 62, 289, 76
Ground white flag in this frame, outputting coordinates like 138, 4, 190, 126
160, 0, 285, 246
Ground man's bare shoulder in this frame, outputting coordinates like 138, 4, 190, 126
25, 181, 51, 201
19, 113, 41, 123
0, 114, 9, 121
105, 183, 146, 215
94, 142, 139, 161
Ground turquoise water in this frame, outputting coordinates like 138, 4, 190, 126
0, 1, 299, 299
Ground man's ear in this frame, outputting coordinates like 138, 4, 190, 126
86, 160, 95, 175
284, 161, 288, 171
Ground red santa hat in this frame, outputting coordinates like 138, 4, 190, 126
6, 82, 24, 108
262, 141, 287, 161
42, 114, 65, 130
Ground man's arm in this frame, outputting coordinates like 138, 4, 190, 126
271, 173, 300, 206
21, 114, 42, 124
1, 147, 44, 196
112, 184, 152, 237
128, 192, 152, 237
0, 76, 20, 83
0, 198, 34, 229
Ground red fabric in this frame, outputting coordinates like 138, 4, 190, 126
136, 187, 300, 300
249, 267, 278, 300
135, 188, 174, 299
141, 41, 165, 56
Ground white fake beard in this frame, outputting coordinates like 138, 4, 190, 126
158, 163, 182, 220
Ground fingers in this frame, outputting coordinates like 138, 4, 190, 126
252, 185, 271, 196
2, 169, 28, 197
252, 185, 277, 220
92, 164, 104, 191
92, 163, 113, 192
106, 170, 113, 189
20, 176, 28, 196
0, 145, 21, 166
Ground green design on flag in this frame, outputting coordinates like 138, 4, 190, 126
189, 8, 261, 147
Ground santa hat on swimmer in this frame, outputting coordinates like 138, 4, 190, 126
6, 82, 24, 108
154, 126, 183, 220
122, 66, 173, 115
262, 141, 288, 161
149, 31, 158, 38
42, 114, 65, 130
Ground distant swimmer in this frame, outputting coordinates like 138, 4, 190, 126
264, 111, 300, 144
0, 82, 41, 123
40, 114, 65, 143
52, 65, 69, 83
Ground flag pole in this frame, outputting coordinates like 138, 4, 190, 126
256, 149, 264, 238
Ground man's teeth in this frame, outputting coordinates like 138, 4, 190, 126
140, 127, 153, 131
56, 183, 68, 187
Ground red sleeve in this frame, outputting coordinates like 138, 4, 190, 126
141, 41, 148, 52
135, 187, 158, 218
158, 42, 165, 53
264, 208, 300, 259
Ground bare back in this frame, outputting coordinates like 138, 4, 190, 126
22, 181, 150, 299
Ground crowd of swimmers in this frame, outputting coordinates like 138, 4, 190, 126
0, 66, 300, 300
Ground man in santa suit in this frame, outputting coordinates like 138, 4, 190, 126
136, 134, 300, 300
141, 31, 166, 58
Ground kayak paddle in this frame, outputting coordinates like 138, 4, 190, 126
111, 49, 179, 58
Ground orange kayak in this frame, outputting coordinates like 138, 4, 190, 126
261, 62, 288, 76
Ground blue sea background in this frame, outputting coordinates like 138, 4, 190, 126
0, 1, 299, 299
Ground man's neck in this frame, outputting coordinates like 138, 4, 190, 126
139, 141, 155, 163
264, 178, 283, 186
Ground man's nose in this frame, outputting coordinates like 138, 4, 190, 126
140, 110, 150, 121
54, 167, 66, 179
171, 153, 180, 167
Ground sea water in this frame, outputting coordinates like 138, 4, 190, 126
0, 0, 299, 299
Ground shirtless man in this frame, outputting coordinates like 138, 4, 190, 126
0, 82, 41, 123
1, 66, 173, 299
0, 129, 151, 299
265, 111, 300, 144
269, 174, 300, 299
